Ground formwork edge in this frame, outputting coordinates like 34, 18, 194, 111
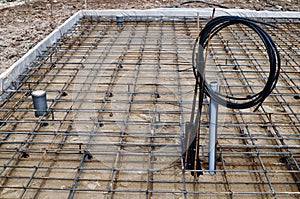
0, 10, 84, 92
1, 8, 300, 92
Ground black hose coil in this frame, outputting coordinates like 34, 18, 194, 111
192, 16, 281, 109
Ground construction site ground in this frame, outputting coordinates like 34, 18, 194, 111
0, 1, 299, 199
0, 0, 300, 73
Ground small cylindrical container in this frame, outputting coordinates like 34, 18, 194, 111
32, 90, 48, 117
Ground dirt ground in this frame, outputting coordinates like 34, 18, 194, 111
0, 0, 299, 74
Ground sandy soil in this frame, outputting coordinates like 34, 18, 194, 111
0, 0, 299, 74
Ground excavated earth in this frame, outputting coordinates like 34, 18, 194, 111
0, 0, 299, 74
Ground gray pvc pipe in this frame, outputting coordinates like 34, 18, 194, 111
116, 15, 124, 28
32, 90, 48, 117
208, 82, 218, 175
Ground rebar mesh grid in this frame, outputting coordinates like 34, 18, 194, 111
0, 15, 299, 199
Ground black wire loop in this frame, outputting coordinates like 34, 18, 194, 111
185, 16, 280, 177
192, 16, 281, 110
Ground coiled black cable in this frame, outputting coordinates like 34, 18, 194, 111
192, 16, 281, 110
185, 16, 280, 177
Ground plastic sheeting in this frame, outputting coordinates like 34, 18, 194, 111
1, 8, 299, 91
82, 8, 300, 18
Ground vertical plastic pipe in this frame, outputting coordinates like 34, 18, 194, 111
32, 90, 48, 117
116, 15, 124, 29
208, 82, 218, 175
